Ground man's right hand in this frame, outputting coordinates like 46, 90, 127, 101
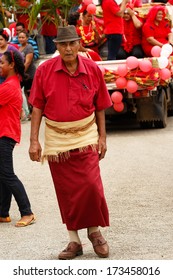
29, 141, 42, 162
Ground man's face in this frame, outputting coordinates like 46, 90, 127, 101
16, 26, 24, 35
56, 40, 80, 63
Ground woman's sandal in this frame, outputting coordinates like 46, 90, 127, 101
0, 216, 11, 223
15, 215, 36, 227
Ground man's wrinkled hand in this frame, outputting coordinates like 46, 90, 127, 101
29, 141, 42, 162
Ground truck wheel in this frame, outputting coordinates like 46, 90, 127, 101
154, 120, 165, 128
139, 121, 153, 129
168, 82, 173, 116
154, 91, 167, 128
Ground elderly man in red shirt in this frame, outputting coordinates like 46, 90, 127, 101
28, 25, 112, 260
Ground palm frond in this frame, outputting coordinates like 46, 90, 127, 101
1, 0, 82, 30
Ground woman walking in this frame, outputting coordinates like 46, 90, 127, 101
0, 51, 35, 227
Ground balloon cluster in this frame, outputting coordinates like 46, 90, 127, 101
111, 91, 124, 112
114, 57, 141, 99
83, 0, 97, 14
151, 44, 172, 80
109, 44, 173, 112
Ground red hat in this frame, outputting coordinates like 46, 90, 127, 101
78, 3, 87, 13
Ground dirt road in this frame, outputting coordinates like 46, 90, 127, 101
1, 117, 173, 260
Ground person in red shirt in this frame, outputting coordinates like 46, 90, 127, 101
0, 50, 35, 227
142, 5, 173, 57
67, 11, 102, 61
76, 9, 104, 54
101, 0, 129, 60
40, 12, 57, 54
29, 26, 112, 260
117, 5, 144, 59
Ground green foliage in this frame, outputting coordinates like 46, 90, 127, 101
0, 0, 81, 31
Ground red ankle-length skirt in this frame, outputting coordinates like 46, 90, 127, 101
48, 147, 109, 230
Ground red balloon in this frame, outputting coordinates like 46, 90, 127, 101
126, 56, 139, 69
83, 0, 93, 5
126, 80, 138, 93
113, 102, 124, 112
86, 3, 96, 14
111, 91, 123, 103
117, 64, 128, 77
151, 46, 161, 57
115, 77, 127, 89
159, 68, 171, 80
139, 59, 152, 72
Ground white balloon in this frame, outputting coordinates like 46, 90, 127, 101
160, 49, 170, 58
162, 44, 173, 55
157, 57, 169, 69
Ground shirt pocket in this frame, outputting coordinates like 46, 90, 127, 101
69, 78, 94, 108
79, 85, 94, 107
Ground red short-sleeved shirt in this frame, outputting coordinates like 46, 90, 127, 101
29, 55, 112, 122
41, 19, 57, 36
16, 13, 37, 30
142, 20, 171, 56
123, 17, 143, 52
101, 0, 124, 34
0, 76, 22, 143
16, 14, 29, 30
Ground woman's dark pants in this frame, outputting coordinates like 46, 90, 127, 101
0, 137, 32, 218
106, 34, 123, 60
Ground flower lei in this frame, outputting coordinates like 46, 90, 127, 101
79, 21, 95, 44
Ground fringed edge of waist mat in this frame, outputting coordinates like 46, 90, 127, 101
41, 143, 98, 163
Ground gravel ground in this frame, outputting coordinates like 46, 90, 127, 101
1, 116, 173, 261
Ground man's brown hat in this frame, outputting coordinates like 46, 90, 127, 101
53, 25, 81, 43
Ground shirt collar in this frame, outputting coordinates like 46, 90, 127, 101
54, 55, 88, 75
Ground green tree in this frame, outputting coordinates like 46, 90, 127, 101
0, 0, 81, 33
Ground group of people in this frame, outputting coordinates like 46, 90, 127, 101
52, 2, 173, 61
3, 2, 173, 63
101, 1, 173, 60
8, 4, 57, 56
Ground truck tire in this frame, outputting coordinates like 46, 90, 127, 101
167, 82, 173, 116
139, 121, 153, 129
153, 91, 167, 128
